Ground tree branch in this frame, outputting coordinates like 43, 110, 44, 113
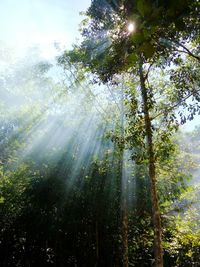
170, 39, 200, 62
151, 88, 200, 121
175, 41, 200, 62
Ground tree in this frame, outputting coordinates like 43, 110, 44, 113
60, 1, 199, 266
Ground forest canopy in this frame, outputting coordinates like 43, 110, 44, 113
0, 1, 200, 267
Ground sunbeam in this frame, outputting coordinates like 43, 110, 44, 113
0, 1, 200, 266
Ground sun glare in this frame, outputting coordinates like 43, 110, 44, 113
127, 22, 135, 33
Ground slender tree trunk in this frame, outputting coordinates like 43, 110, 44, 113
120, 83, 129, 267
138, 57, 163, 267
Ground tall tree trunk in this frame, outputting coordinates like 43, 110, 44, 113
138, 57, 163, 267
120, 83, 129, 267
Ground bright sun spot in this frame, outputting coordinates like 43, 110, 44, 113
127, 22, 135, 33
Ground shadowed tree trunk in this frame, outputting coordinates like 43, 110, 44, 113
138, 56, 163, 267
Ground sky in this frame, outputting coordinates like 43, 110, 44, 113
0, 0, 91, 58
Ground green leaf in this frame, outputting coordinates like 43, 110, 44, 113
0, 196, 5, 204
149, 7, 163, 22
131, 32, 145, 45
137, 0, 152, 17
126, 53, 138, 67
139, 42, 155, 58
